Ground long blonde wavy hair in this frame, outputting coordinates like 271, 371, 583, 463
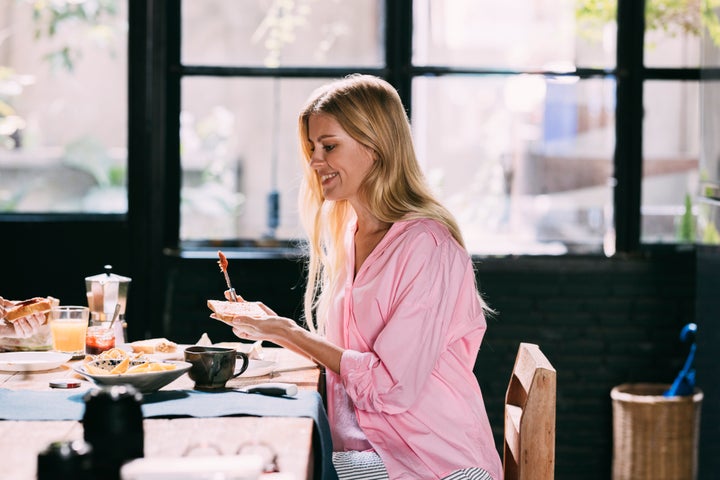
297, 74, 471, 334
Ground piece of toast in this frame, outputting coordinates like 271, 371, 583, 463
207, 300, 266, 324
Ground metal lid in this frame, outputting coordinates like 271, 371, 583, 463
85, 265, 131, 283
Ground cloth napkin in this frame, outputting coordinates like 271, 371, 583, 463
0, 388, 338, 480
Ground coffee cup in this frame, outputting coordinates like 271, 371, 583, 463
184, 346, 250, 390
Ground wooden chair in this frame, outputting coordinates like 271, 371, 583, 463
503, 342, 556, 480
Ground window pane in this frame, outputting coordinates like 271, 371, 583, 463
414, 0, 615, 70
412, 76, 615, 255
641, 81, 700, 244
180, 77, 329, 241
644, 1, 720, 68
182, 0, 384, 68
0, 0, 128, 213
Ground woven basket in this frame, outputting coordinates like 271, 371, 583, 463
611, 383, 703, 480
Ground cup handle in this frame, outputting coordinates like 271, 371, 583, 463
232, 352, 250, 378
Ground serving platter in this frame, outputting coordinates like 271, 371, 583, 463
0, 351, 72, 372
74, 360, 192, 393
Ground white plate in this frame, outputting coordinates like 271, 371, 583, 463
237, 359, 276, 378
0, 351, 72, 372
146, 345, 192, 362
73, 360, 192, 393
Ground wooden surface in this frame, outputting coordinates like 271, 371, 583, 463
0, 346, 322, 480
503, 342, 557, 480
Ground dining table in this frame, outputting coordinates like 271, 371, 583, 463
0, 345, 334, 480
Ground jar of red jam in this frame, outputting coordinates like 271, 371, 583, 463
85, 323, 116, 355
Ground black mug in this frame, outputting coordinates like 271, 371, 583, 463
83, 384, 144, 480
184, 345, 250, 389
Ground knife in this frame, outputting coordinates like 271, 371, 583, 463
237, 382, 298, 397
217, 250, 238, 302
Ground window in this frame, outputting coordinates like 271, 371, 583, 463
178, 0, 383, 242
169, 0, 716, 256
0, 0, 128, 214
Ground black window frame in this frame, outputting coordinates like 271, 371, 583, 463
129, 0, 711, 260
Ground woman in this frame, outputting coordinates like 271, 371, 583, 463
226, 75, 502, 480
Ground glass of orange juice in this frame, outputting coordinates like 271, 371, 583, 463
49, 306, 90, 359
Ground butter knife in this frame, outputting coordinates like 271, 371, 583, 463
217, 250, 238, 302
236, 382, 298, 397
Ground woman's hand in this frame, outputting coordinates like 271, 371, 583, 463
229, 302, 296, 343
0, 313, 44, 339
223, 290, 245, 302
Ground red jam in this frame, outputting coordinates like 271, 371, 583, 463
86, 326, 116, 355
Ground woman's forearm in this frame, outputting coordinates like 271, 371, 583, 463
279, 322, 344, 374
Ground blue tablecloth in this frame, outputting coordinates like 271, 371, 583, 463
0, 388, 338, 480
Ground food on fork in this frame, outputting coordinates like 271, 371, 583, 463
130, 338, 178, 354
207, 299, 266, 324
2, 296, 57, 322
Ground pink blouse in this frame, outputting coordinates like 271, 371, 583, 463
325, 218, 502, 480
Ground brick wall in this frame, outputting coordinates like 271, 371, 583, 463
164, 251, 697, 479
474, 253, 696, 479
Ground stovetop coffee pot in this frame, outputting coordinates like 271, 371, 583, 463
85, 265, 131, 343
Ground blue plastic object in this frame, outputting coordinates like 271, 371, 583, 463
664, 323, 697, 397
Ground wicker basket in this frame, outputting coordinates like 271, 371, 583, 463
611, 383, 703, 480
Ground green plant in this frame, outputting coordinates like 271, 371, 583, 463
677, 193, 695, 243
28, 0, 123, 72
576, 0, 720, 46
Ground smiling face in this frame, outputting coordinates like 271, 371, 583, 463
307, 113, 375, 204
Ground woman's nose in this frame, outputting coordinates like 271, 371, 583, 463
309, 152, 325, 168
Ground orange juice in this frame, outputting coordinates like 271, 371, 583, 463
49, 306, 90, 356
50, 320, 88, 353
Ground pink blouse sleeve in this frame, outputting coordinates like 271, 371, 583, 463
339, 227, 484, 415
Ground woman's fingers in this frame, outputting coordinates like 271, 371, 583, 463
257, 302, 276, 316
223, 290, 245, 302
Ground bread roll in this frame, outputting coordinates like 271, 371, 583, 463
130, 338, 178, 354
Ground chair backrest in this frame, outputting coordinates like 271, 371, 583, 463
503, 342, 556, 480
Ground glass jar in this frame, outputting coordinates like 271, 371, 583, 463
85, 321, 116, 355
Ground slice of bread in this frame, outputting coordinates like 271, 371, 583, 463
130, 338, 178, 354
207, 300, 266, 324
3, 297, 56, 323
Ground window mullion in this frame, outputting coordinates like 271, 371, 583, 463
614, 0, 646, 254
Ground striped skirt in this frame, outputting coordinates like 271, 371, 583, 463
331, 451, 494, 480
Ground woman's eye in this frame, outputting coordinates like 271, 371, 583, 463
323, 144, 335, 152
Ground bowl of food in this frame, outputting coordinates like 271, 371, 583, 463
74, 358, 191, 393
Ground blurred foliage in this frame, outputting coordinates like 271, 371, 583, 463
576, 0, 720, 46
28, 0, 122, 72
677, 194, 695, 243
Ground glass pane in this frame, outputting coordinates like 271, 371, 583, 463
641, 81, 700, 244
414, 0, 616, 70
644, 0, 720, 68
697, 41, 720, 244
182, 0, 384, 68
180, 77, 329, 241
0, 0, 128, 213
412, 76, 616, 256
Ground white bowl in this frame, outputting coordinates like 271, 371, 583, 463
74, 360, 192, 393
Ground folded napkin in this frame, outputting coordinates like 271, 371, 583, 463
0, 388, 338, 480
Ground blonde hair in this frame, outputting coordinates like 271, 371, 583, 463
298, 74, 470, 334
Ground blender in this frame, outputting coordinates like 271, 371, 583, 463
85, 265, 131, 344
